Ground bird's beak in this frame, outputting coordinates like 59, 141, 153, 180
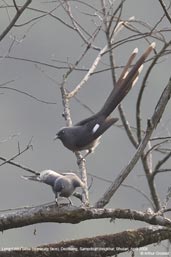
54, 134, 59, 141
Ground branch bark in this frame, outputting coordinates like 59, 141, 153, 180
0, 204, 171, 232
1, 227, 171, 257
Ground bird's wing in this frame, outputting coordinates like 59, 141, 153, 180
53, 177, 64, 192
63, 173, 85, 188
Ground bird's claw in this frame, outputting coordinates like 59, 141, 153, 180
77, 157, 86, 166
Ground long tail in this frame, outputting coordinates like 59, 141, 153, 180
99, 42, 156, 117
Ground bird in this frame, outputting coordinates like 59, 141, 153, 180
55, 42, 156, 159
22, 170, 85, 205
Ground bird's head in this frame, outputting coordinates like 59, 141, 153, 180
54, 127, 79, 151
54, 127, 68, 141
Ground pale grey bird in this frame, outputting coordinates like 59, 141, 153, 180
22, 170, 85, 205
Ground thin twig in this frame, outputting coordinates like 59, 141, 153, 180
0, 143, 32, 168
0, 85, 56, 104
13, 0, 19, 12
153, 151, 171, 179
158, 0, 171, 24
68, 44, 108, 98
118, 105, 138, 148
60, 0, 100, 50
0, 0, 32, 42
150, 136, 171, 141
144, 139, 170, 158
0, 155, 38, 175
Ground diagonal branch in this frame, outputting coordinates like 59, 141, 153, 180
158, 0, 171, 24
136, 41, 171, 143
0, 140, 32, 167
68, 44, 108, 98
0, 155, 38, 175
95, 75, 171, 208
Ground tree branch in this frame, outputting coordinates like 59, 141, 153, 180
0, 204, 171, 232
0, 0, 32, 42
158, 0, 171, 24
1, 227, 171, 257
40, 227, 171, 256
0, 155, 38, 175
95, 75, 171, 208
0, 139, 32, 167
136, 41, 170, 143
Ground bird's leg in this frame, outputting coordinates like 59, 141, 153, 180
55, 193, 59, 206
77, 149, 91, 165
77, 154, 86, 165
68, 197, 73, 205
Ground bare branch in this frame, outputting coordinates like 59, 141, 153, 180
68, 16, 134, 98
40, 227, 171, 255
136, 41, 170, 143
0, 139, 32, 167
95, 75, 171, 208
60, 78, 89, 206
141, 152, 160, 211
13, 0, 19, 12
0, 0, 32, 42
158, 0, 171, 24
0, 84, 56, 104
118, 104, 138, 148
0, 204, 171, 232
59, 0, 100, 50
75, 153, 89, 206
1, 1, 171, 253
0, 227, 171, 256
153, 151, 171, 179
152, 169, 171, 178
68, 44, 108, 98
144, 140, 171, 158
0, 156, 38, 175
133, 41, 171, 211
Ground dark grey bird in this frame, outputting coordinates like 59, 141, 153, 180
22, 170, 85, 205
55, 43, 156, 159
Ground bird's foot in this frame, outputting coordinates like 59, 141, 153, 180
55, 196, 59, 206
77, 158, 86, 166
